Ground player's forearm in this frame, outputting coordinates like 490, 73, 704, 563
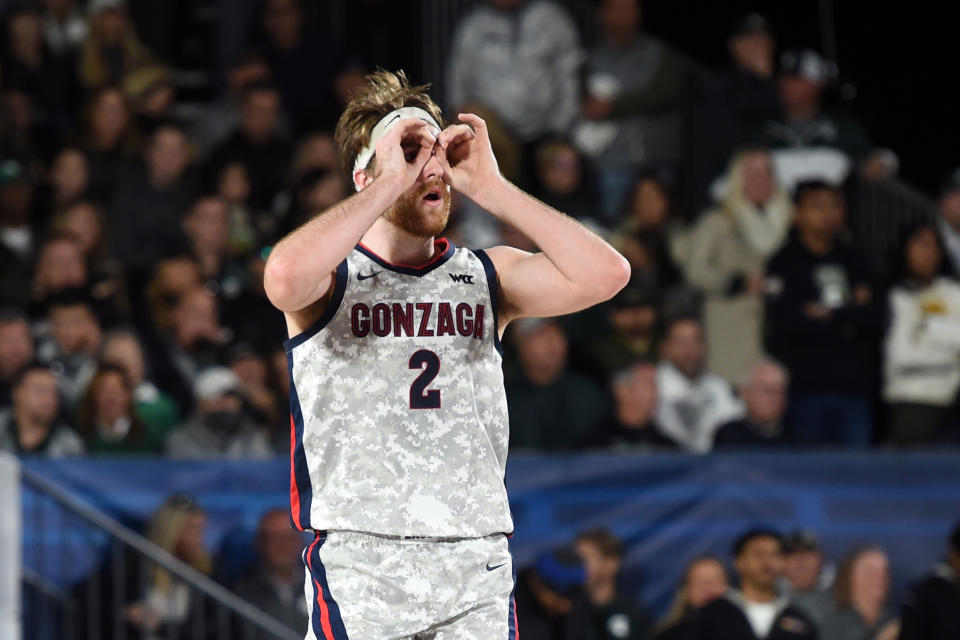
264, 177, 402, 312
474, 177, 631, 298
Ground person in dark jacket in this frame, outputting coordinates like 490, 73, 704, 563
689, 13, 780, 208
565, 527, 652, 640
232, 508, 307, 639
899, 520, 960, 640
107, 123, 194, 274
763, 180, 882, 446
713, 359, 791, 448
652, 555, 729, 640
515, 546, 586, 640
695, 529, 818, 640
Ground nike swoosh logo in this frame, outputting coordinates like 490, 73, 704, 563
486, 562, 507, 572
357, 271, 381, 281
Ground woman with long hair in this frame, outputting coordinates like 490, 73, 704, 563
821, 546, 898, 640
124, 494, 214, 637
883, 222, 960, 446
685, 147, 793, 383
652, 555, 730, 639
76, 363, 159, 453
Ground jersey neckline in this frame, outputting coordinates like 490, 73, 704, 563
355, 238, 456, 277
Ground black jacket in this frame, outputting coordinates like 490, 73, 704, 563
763, 234, 882, 395
695, 593, 818, 640
899, 563, 960, 640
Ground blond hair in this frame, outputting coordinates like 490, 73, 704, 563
333, 70, 443, 179
145, 495, 212, 593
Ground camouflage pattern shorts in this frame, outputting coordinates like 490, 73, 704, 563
301, 530, 518, 639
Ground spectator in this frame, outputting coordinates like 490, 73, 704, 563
182, 195, 248, 299
99, 327, 179, 442
0, 361, 84, 457
151, 285, 230, 411
275, 166, 347, 240
764, 180, 882, 446
598, 361, 676, 449
583, 283, 661, 380
40, 0, 88, 58
782, 530, 834, 627
232, 508, 307, 639
188, 50, 273, 157
575, 0, 692, 218
142, 254, 202, 334
0, 158, 37, 300
447, 0, 581, 150
215, 161, 259, 254
205, 81, 292, 211
227, 343, 283, 444
515, 546, 585, 640
506, 318, 608, 451
533, 137, 598, 223
820, 546, 897, 640
220, 252, 287, 354
51, 200, 122, 283
618, 168, 688, 269
566, 527, 652, 640
690, 14, 780, 208
713, 359, 791, 448
883, 223, 960, 446
695, 529, 817, 640
38, 146, 91, 217
121, 64, 175, 134
758, 49, 879, 190
75, 363, 160, 454
28, 232, 86, 318
936, 168, 960, 276
165, 366, 272, 458
652, 555, 729, 640
0, 307, 35, 411
656, 317, 744, 453
107, 123, 194, 273
78, 86, 140, 201
899, 520, 960, 640
37, 289, 102, 406
1, 2, 76, 139
125, 494, 213, 635
256, 0, 342, 133
686, 148, 793, 382
78, 0, 155, 91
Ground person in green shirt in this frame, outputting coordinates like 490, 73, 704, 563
76, 364, 162, 454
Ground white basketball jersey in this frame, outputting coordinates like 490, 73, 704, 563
285, 239, 514, 537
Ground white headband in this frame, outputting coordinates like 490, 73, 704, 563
352, 106, 441, 191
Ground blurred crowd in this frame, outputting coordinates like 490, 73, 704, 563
70, 494, 960, 640
3, 0, 960, 458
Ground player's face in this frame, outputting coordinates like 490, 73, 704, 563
383, 150, 451, 238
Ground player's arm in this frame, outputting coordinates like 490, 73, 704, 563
264, 119, 437, 322
436, 114, 631, 328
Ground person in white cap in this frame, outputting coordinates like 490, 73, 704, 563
164, 366, 272, 459
263, 69, 630, 639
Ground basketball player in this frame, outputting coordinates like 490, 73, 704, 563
264, 70, 631, 639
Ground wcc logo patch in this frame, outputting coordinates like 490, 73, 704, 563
449, 273, 475, 284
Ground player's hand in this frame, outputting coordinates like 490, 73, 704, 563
372, 118, 437, 192
436, 113, 502, 199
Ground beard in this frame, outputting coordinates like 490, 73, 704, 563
384, 178, 451, 238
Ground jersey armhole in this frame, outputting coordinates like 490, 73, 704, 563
282, 259, 349, 352
473, 249, 504, 356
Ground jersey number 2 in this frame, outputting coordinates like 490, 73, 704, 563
409, 349, 441, 409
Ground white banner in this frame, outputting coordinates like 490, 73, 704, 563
0, 453, 21, 640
